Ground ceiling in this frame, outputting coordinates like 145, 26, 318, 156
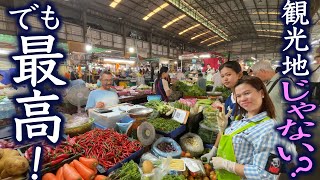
80, 0, 319, 57
3, 0, 320, 59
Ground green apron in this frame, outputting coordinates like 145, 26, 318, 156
216, 117, 270, 180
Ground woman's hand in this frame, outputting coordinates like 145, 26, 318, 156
217, 105, 232, 132
212, 157, 236, 173
95, 102, 105, 108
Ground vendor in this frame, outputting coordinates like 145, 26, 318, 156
201, 61, 243, 162
197, 73, 206, 91
85, 70, 119, 110
153, 67, 172, 102
212, 76, 285, 180
0, 73, 12, 89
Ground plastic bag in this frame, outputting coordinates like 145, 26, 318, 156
180, 133, 204, 157
198, 121, 219, 144
182, 158, 205, 175
152, 137, 182, 158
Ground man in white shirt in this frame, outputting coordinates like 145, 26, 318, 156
176, 69, 185, 81
212, 70, 222, 87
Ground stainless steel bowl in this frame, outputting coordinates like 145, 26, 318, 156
207, 91, 222, 96
127, 108, 154, 118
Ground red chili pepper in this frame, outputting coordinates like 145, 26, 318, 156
53, 154, 69, 160
45, 157, 66, 167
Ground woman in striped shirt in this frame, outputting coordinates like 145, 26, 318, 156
212, 76, 283, 180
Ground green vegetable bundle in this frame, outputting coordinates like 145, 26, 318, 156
162, 175, 186, 180
174, 81, 206, 97
109, 160, 141, 180
148, 118, 181, 133
145, 100, 164, 110
215, 86, 231, 100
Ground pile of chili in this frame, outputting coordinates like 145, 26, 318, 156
71, 129, 142, 169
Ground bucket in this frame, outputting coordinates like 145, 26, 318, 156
116, 116, 135, 134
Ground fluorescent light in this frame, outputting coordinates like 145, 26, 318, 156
254, 22, 282, 26
162, 14, 186, 28
251, 12, 280, 15
251, 57, 256, 60
110, 0, 121, 8
193, 56, 198, 58
258, 35, 281, 38
200, 36, 218, 44
104, 58, 135, 64
191, 31, 210, 40
174, 61, 178, 64
86, 44, 92, 51
143, 3, 169, 21
207, 39, 225, 46
179, 24, 200, 35
199, 54, 211, 58
128, 47, 135, 53
256, 29, 282, 33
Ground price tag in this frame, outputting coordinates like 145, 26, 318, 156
172, 108, 189, 124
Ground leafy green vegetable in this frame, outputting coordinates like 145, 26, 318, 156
110, 160, 141, 180
174, 81, 206, 97
162, 175, 186, 180
148, 118, 181, 133
214, 85, 231, 100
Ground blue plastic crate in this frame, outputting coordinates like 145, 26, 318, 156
93, 121, 108, 130
155, 124, 186, 138
102, 148, 144, 175
147, 95, 161, 101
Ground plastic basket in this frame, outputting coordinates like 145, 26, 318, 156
116, 116, 135, 134
64, 118, 95, 137
147, 95, 162, 101
198, 122, 218, 144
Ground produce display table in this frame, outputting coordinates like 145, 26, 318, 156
119, 94, 148, 104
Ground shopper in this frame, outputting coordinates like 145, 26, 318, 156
211, 70, 222, 88
197, 73, 206, 91
201, 61, 242, 162
85, 70, 119, 110
153, 66, 172, 102
176, 69, 186, 81
251, 60, 297, 121
212, 76, 282, 180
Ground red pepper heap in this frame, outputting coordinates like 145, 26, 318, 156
70, 129, 142, 169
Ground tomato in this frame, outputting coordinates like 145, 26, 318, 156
190, 172, 198, 177
181, 151, 186, 157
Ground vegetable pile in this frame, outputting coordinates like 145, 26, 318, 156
145, 101, 175, 116
0, 139, 16, 149
174, 81, 206, 97
108, 160, 141, 180
156, 142, 176, 152
0, 149, 29, 179
42, 157, 109, 180
202, 107, 219, 129
214, 86, 231, 100
70, 129, 142, 170
148, 118, 181, 133
162, 175, 186, 180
